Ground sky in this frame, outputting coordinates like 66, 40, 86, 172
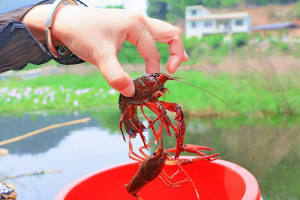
0, 0, 147, 15
85, 0, 147, 14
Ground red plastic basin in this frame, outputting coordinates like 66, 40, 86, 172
55, 157, 261, 200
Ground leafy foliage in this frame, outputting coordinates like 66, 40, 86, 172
232, 33, 251, 47
146, 0, 168, 20
278, 42, 289, 51
203, 34, 224, 48
116, 33, 297, 65
147, 0, 299, 21
105, 5, 124, 9
293, 1, 300, 18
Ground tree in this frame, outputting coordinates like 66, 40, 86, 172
293, 1, 300, 18
105, 5, 124, 9
245, 0, 297, 6
147, 0, 299, 22
147, 0, 168, 20
160, 0, 203, 22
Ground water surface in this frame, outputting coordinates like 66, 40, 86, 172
0, 109, 299, 200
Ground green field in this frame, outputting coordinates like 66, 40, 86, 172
1, 71, 299, 116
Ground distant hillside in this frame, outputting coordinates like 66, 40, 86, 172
211, 4, 295, 27
176, 4, 296, 33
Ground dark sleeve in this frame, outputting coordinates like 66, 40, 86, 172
0, 0, 88, 74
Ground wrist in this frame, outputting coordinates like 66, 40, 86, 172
22, 4, 65, 46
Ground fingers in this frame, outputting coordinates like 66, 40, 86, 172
167, 31, 185, 74
126, 13, 160, 73
96, 54, 135, 97
183, 51, 189, 62
144, 17, 189, 74
136, 32, 160, 73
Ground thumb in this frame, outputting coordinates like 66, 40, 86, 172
97, 55, 135, 97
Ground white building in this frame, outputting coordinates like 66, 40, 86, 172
185, 5, 252, 38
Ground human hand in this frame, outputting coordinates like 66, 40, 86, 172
22, 5, 189, 97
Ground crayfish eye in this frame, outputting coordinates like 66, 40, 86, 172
160, 159, 164, 163
153, 152, 157, 156
153, 74, 158, 77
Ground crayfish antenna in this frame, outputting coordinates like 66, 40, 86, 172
166, 153, 200, 200
174, 79, 246, 143
171, 76, 187, 81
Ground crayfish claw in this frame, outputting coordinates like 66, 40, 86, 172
162, 88, 171, 96
153, 91, 165, 100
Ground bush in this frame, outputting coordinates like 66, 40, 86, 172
232, 33, 251, 47
117, 41, 144, 64
278, 43, 289, 51
182, 36, 203, 55
203, 35, 224, 49
253, 33, 265, 42
156, 42, 170, 63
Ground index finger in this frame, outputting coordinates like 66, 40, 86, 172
125, 14, 160, 73
144, 17, 189, 74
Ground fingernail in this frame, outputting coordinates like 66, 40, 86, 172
122, 85, 135, 97
184, 51, 189, 59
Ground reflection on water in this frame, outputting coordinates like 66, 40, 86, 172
0, 110, 149, 200
161, 116, 300, 200
0, 108, 299, 200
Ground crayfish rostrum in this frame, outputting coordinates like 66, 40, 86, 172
119, 73, 186, 159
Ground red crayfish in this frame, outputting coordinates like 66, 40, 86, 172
119, 73, 239, 199
125, 140, 220, 200
119, 73, 187, 159
119, 73, 240, 159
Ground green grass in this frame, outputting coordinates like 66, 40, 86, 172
20, 60, 60, 71
116, 33, 298, 66
0, 71, 299, 115
20, 34, 300, 71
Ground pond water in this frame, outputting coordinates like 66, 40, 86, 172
0, 108, 299, 200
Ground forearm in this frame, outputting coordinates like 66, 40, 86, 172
0, 2, 85, 73
21, 4, 65, 46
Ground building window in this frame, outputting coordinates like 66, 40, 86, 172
191, 10, 197, 15
192, 22, 197, 28
204, 21, 213, 27
235, 19, 244, 26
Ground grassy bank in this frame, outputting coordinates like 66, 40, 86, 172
21, 33, 300, 72
0, 71, 299, 115
118, 33, 300, 65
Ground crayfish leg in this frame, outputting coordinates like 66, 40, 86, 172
153, 91, 165, 100
165, 153, 220, 166
140, 105, 158, 139
161, 169, 182, 180
167, 144, 216, 157
143, 103, 164, 139
159, 173, 189, 188
144, 102, 172, 138
147, 102, 176, 138
165, 144, 220, 166
128, 138, 145, 163
159, 101, 185, 159
134, 195, 144, 200
128, 109, 148, 149
164, 117, 173, 137
162, 87, 170, 96
139, 142, 151, 158
119, 107, 130, 142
